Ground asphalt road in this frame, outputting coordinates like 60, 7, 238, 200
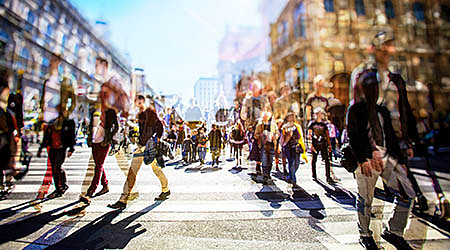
0, 144, 448, 249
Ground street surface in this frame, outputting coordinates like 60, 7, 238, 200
0, 144, 449, 249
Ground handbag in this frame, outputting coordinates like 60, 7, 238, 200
340, 143, 358, 172
143, 136, 158, 165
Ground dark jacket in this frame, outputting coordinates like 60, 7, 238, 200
87, 109, 118, 147
208, 129, 222, 149
182, 138, 193, 152
39, 118, 76, 153
138, 108, 163, 146
347, 102, 403, 164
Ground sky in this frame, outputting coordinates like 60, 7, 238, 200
72, 0, 265, 102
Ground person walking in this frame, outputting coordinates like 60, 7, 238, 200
196, 128, 207, 166
255, 111, 279, 185
281, 112, 306, 186
80, 105, 118, 202
308, 107, 336, 184
230, 122, 245, 168
108, 95, 169, 209
208, 124, 222, 168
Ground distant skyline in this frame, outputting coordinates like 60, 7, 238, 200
72, 0, 268, 103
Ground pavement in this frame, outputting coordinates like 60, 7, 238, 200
0, 144, 449, 250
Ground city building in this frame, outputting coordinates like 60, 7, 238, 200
0, 0, 132, 121
131, 67, 156, 102
193, 77, 219, 114
269, 0, 450, 115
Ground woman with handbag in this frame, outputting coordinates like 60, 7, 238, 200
281, 112, 306, 186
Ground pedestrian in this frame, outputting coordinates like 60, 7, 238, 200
281, 112, 306, 186
108, 95, 170, 210
308, 107, 337, 184
349, 26, 420, 250
240, 79, 270, 130
167, 126, 177, 151
348, 69, 415, 250
196, 128, 207, 166
230, 121, 245, 168
208, 124, 222, 168
255, 111, 279, 185
0, 73, 19, 197
274, 119, 287, 174
175, 120, 185, 156
182, 134, 193, 164
326, 117, 340, 162
80, 102, 118, 202
37, 107, 76, 198
191, 129, 198, 162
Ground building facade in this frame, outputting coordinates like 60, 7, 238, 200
194, 77, 219, 114
0, 0, 132, 121
269, 0, 450, 115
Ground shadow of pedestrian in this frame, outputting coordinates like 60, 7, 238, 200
314, 179, 357, 209
290, 185, 325, 220
46, 201, 163, 249
241, 184, 289, 218
0, 198, 55, 221
228, 166, 248, 174
0, 201, 79, 244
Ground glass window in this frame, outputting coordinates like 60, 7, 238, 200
20, 47, 30, 59
294, 3, 306, 38
27, 10, 35, 24
413, 2, 425, 22
441, 5, 450, 22
61, 35, 67, 47
355, 0, 366, 16
46, 24, 53, 36
324, 0, 334, 12
384, 1, 395, 19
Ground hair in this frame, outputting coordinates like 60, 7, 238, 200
136, 95, 145, 101
0, 69, 9, 91
96, 57, 109, 67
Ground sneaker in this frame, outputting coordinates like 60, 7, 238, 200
107, 201, 127, 209
96, 185, 109, 196
155, 190, 171, 201
381, 229, 413, 250
60, 185, 69, 194
327, 178, 338, 184
359, 236, 378, 250
79, 194, 91, 204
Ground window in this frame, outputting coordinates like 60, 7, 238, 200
41, 57, 49, 77
355, 0, 366, 16
61, 35, 67, 48
324, 0, 334, 12
20, 47, 30, 59
294, 3, 306, 38
46, 24, 53, 36
384, 1, 395, 19
441, 4, 450, 22
25, 11, 35, 31
413, 2, 425, 22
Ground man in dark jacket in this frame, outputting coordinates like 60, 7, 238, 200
37, 113, 76, 199
208, 124, 222, 168
108, 95, 169, 209
349, 33, 417, 249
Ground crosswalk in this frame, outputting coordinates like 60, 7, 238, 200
0, 144, 448, 249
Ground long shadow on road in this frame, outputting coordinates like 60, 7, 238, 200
0, 201, 79, 244
45, 201, 162, 249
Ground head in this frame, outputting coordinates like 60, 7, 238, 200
280, 81, 291, 96
211, 124, 216, 130
285, 112, 295, 123
135, 95, 146, 110
251, 80, 262, 97
262, 111, 272, 122
313, 75, 325, 91
313, 107, 326, 121
371, 28, 396, 66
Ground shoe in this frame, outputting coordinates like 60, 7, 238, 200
96, 185, 109, 196
60, 185, 69, 194
155, 190, 171, 201
359, 236, 378, 250
107, 201, 127, 209
36, 192, 45, 200
381, 229, 413, 250
262, 177, 272, 185
79, 194, 91, 204
47, 190, 63, 199
327, 178, 337, 184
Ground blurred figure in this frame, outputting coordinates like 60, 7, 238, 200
240, 79, 270, 130
182, 134, 193, 165
108, 95, 169, 210
308, 107, 336, 184
306, 75, 329, 123
196, 128, 208, 166
255, 111, 279, 185
230, 121, 245, 168
208, 124, 222, 168
281, 112, 306, 186
273, 82, 292, 121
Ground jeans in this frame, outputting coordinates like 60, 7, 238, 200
355, 146, 415, 237
261, 147, 274, 178
48, 148, 67, 192
120, 146, 168, 203
87, 143, 109, 194
211, 147, 220, 165
284, 146, 300, 183
311, 144, 330, 179
198, 147, 206, 162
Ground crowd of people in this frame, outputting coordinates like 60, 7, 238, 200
1, 26, 449, 250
